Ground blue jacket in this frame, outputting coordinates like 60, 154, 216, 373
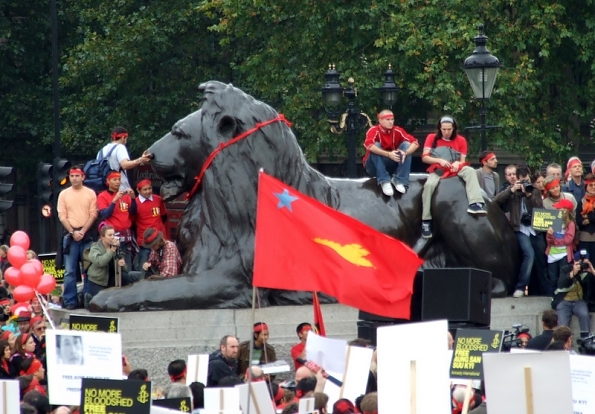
562, 179, 585, 203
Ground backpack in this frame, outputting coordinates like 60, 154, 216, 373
83, 144, 120, 193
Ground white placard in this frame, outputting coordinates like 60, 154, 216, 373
305, 332, 347, 374
187, 354, 209, 385
260, 360, 291, 374
298, 397, 317, 414
377, 320, 451, 414
570, 354, 595, 414
237, 382, 275, 414
0, 380, 20, 414
510, 348, 540, 354
46, 329, 123, 406
151, 407, 184, 414
324, 345, 373, 408
204, 387, 241, 412
483, 351, 573, 414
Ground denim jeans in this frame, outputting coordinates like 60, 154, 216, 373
365, 142, 412, 185
531, 233, 548, 295
62, 235, 92, 308
514, 232, 536, 291
557, 300, 590, 332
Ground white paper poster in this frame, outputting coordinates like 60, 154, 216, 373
570, 354, 595, 414
237, 381, 276, 414
46, 330, 123, 406
0, 380, 20, 414
323, 345, 373, 409
187, 354, 209, 385
204, 387, 241, 413
305, 332, 347, 374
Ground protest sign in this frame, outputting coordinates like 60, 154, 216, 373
260, 360, 290, 375
59, 318, 70, 329
70, 314, 119, 333
39, 252, 65, 283
570, 354, 595, 414
483, 351, 573, 414
305, 332, 347, 374
0, 380, 19, 414
187, 354, 209, 385
450, 329, 503, 380
203, 387, 241, 413
323, 345, 373, 409
153, 397, 192, 412
532, 208, 563, 232
299, 397, 318, 414
237, 382, 275, 414
81, 378, 151, 414
46, 330, 123, 406
377, 320, 451, 414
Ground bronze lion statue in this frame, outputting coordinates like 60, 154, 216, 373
89, 81, 520, 312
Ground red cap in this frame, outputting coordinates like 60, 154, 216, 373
30, 316, 43, 327
553, 199, 574, 210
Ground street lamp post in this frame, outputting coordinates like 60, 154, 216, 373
321, 65, 399, 178
462, 24, 501, 151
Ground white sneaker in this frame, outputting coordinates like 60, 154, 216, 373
395, 184, 406, 194
381, 182, 394, 196
512, 289, 524, 298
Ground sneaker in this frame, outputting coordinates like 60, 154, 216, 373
467, 202, 487, 216
65, 304, 76, 310
381, 182, 394, 196
391, 177, 407, 194
421, 220, 432, 239
512, 290, 524, 298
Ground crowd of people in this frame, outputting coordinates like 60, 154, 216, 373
53, 127, 182, 309
365, 111, 595, 333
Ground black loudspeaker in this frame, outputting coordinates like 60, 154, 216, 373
421, 268, 491, 327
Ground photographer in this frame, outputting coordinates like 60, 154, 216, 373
494, 165, 545, 298
552, 251, 594, 339
85, 224, 126, 303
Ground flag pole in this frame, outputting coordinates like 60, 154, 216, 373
246, 285, 257, 414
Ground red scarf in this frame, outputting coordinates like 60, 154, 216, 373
582, 195, 595, 216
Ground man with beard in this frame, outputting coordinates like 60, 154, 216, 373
475, 150, 500, 198
207, 335, 240, 386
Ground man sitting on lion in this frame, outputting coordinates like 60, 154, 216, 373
421, 116, 487, 239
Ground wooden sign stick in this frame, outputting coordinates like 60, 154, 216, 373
410, 360, 417, 414
461, 379, 474, 414
524, 366, 534, 414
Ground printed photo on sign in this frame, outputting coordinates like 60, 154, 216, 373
46, 330, 123, 406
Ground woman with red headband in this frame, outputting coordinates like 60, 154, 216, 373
542, 175, 577, 211
545, 199, 576, 296
10, 333, 35, 376
576, 173, 595, 261
85, 224, 126, 302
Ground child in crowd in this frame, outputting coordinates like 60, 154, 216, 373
546, 199, 576, 296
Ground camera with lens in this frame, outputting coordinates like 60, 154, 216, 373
520, 212, 532, 226
501, 324, 531, 352
520, 180, 534, 193
113, 232, 126, 259
579, 249, 590, 271
577, 335, 595, 355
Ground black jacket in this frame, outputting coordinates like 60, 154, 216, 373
526, 329, 554, 351
207, 351, 239, 387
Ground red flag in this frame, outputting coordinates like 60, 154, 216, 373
253, 172, 423, 319
313, 291, 326, 336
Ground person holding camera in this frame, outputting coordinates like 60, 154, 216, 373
85, 224, 126, 302
494, 165, 545, 298
552, 251, 594, 339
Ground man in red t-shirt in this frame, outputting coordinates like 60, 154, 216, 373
363, 110, 419, 196
131, 179, 167, 270
420, 116, 486, 238
290, 322, 312, 370
97, 170, 135, 278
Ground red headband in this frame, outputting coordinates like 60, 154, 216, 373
1, 331, 11, 341
377, 112, 394, 120
544, 179, 560, 191
300, 325, 312, 334
136, 179, 152, 189
21, 358, 42, 376
21, 333, 29, 345
106, 171, 121, 181
274, 385, 284, 402
30, 316, 43, 327
169, 367, 187, 382
481, 152, 495, 164
69, 168, 84, 175
254, 323, 268, 333
567, 158, 582, 170
111, 132, 129, 140
585, 179, 595, 186
0, 299, 9, 306
144, 229, 160, 244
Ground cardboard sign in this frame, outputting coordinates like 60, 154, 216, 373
377, 320, 451, 414
323, 345, 373, 409
483, 351, 573, 414
81, 378, 151, 414
237, 382, 275, 414
305, 332, 347, 374
532, 208, 563, 232
187, 354, 209, 385
39, 252, 65, 283
299, 397, 318, 414
70, 314, 119, 333
450, 329, 503, 380
46, 330, 123, 406
153, 397, 192, 412
570, 354, 595, 414
204, 387, 240, 413
0, 380, 20, 414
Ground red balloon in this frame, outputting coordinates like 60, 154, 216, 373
10, 302, 29, 316
37, 274, 57, 295
13, 285, 35, 303
9, 231, 30, 250
20, 262, 41, 288
3, 267, 21, 286
29, 259, 43, 276
7, 246, 27, 269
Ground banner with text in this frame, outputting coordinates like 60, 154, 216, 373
450, 329, 503, 380
70, 314, 119, 334
81, 378, 151, 414
532, 208, 563, 232
39, 252, 65, 284
152, 397, 192, 412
